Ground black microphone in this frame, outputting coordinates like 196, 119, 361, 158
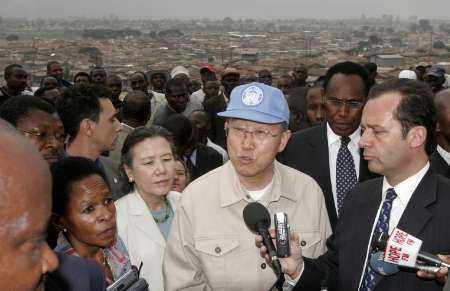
374, 232, 450, 269
243, 202, 283, 276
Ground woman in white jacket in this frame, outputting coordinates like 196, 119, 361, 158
115, 126, 181, 291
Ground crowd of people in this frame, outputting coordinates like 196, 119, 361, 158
0, 58, 449, 291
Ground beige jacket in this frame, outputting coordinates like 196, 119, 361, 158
163, 160, 332, 291
115, 190, 181, 291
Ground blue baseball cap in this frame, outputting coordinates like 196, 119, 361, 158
218, 82, 289, 124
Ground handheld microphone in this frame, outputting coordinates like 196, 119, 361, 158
369, 251, 399, 276
374, 228, 450, 270
243, 202, 283, 276
369, 251, 441, 275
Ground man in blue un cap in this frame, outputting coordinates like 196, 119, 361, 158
164, 82, 332, 291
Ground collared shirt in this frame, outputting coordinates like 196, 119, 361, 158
163, 160, 332, 291
327, 123, 361, 213
54, 233, 132, 285
437, 145, 450, 166
357, 162, 430, 289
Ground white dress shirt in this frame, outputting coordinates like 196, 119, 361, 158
357, 162, 430, 289
327, 123, 361, 213
437, 145, 450, 166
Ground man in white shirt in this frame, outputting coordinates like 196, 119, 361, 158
258, 78, 450, 291
280, 62, 378, 230
164, 82, 331, 291
431, 89, 450, 178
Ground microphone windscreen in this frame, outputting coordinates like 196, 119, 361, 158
369, 251, 399, 276
243, 202, 271, 233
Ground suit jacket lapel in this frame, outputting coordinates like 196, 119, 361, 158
129, 192, 166, 247
311, 126, 336, 225
354, 179, 383, 271
397, 170, 435, 237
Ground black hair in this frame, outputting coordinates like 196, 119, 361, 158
0, 95, 55, 126
323, 61, 370, 97
46, 61, 60, 73
363, 62, 378, 73
163, 113, 193, 151
130, 71, 149, 83
121, 91, 151, 123
148, 70, 168, 81
74, 71, 91, 83
40, 76, 58, 87
258, 69, 272, 76
56, 86, 111, 141
120, 126, 176, 193
90, 67, 106, 77
4, 64, 24, 80
50, 157, 107, 217
165, 78, 188, 96
368, 78, 437, 155
191, 109, 211, 124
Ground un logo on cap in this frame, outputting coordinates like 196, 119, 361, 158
242, 86, 264, 106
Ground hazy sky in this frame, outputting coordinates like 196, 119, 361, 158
1, 0, 450, 20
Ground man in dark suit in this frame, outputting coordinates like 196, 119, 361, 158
258, 79, 450, 291
430, 89, 450, 178
57, 86, 126, 199
164, 113, 223, 181
279, 62, 378, 230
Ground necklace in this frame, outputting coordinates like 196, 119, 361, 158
97, 249, 108, 266
152, 199, 171, 224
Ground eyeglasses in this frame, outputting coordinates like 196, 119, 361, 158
326, 97, 364, 109
21, 129, 66, 145
226, 126, 282, 142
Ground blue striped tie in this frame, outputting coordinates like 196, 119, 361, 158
359, 188, 397, 291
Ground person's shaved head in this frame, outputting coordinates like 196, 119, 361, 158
435, 89, 450, 149
121, 90, 151, 127
0, 119, 58, 290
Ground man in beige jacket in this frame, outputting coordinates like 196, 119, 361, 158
163, 82, 332, 290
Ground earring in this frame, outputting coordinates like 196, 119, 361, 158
63, 228, 67, 233
129, 177, 134, 183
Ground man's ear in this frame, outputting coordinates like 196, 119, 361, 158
79, 118, 95, 137
278, 129, 292, 153
407, 126, 427, 150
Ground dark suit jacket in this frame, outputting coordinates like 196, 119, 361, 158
295, 169, 450, 291
190, 144, 223, 181
99, 156, 127, 200
430, 150, 450, 179
279, 125, 378, 230
46, 252, 106, 291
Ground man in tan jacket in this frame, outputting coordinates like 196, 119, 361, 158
163, 82, 332, 290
